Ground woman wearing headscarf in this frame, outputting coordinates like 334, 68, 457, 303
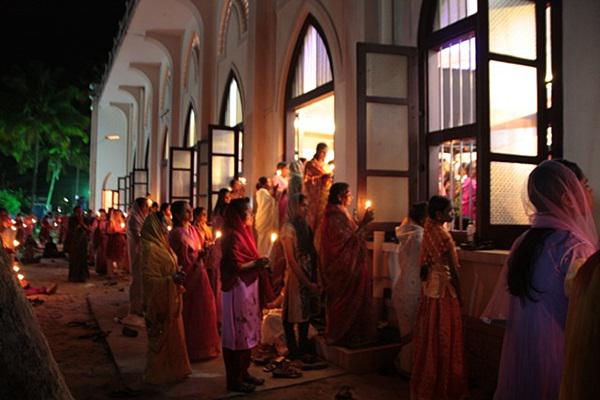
319, 182, 376, 347
288, 160, 304, 199
281, 193, 320, 359
141, 211, 191, 384
209, 188, 231, 324
123, 198, 148, 325
220, 198, 270, 393
254, 177, 279, 256
485, 160, 598, 400
169, 201, 220, 361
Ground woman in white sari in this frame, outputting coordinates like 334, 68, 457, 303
254, 177, 279, 256
392, 202, 427, 375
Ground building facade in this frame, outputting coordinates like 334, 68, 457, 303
91, 0, 600, 248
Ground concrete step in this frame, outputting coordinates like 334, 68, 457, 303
315, 336, 402, 374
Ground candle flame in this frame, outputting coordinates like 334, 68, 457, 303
10, 226, 17, 231
215, 230, 223, 239
13, 240, 20, 247
22, 223, 27, 228
120, 222, 126, 229
276, 169, 282, 176
11, 219, 15, 224
17, 274, 24, 281
32, 218, 37, 224
13, 265, 19, 272
239, 177, 247, 185
167, 225, 172, 232
123, 212, 128, 218
270, 232, 278, 243
365, 200, 373, 209
53, 223, 58, 227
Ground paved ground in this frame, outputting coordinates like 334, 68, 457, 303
23, 260, 489, 399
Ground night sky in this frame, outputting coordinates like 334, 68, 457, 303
0, 1, 127, 206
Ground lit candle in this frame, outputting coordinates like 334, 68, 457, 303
11, 219, 15, 224
17, 273, 24, 281
10, 226, 17, 231
32, 218, 37, 224
167, 225, 172, 232
12, 240, 19, 247
215, 230, 223, 240
120, 222, 126, 229
95, 211, 100, 217
53, 222, 58, 228
239, 177, 247, 185
276, 169, 282, 176
13, 265, 19, 272
267, 232, 278, 257
123, 212, 128, 218
22, 223, 27, 228
365, 200, 373, 210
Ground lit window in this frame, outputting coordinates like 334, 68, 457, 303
291, 25, 333, 98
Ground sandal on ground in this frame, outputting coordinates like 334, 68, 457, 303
272, 362, 303, 379
227, 382, 256, 393
244, 374, 265, 386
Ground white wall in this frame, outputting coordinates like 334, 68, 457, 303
94, 104, 128, 209
563, 0, 600, 224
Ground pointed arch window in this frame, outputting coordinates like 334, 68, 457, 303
290, 24, 333, 98
221, 76, 243, 127
421, 0, 562, 248
184, 106, 197, 147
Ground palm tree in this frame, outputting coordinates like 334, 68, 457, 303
0, 64, 89, 210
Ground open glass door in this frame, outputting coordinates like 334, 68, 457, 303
131, 169, 148, 202
199, 125, 243, 214
357, 43, 418, 230
169, 147, 195, 204
117, 177, 126, 211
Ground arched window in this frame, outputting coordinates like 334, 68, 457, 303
183, 105, 197, 147
286, 16, 334, 162
420, 0, 561, 248
220, 75, 243, 127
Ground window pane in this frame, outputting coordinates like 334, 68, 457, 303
187, 108, 196, 147
172, 170, 191, 198
224, 79, 243, 127
366, 176, 409, 222
428, 34, 476, 132
434, 0, 478, 31
489, 0, 536, 60
212, 156, 234, 191
545, 5, 552, 108
291, 25, 333, 98
366, 103, 409, 171
489, 61, 537, 156
212, 129, 235, 154
172, 150, 191, 169
490, 161, 535, 225
366, 53, 407, 98
429, 139, 477, 230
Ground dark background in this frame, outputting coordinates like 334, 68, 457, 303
0, 1, 127, 207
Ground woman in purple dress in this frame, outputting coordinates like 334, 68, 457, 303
490, 160, 598, 400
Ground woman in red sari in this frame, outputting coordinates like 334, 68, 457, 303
220, 198, 270, 393
319, 182, 376, 347
169, 201, 220, 361
411, 195, 468, 400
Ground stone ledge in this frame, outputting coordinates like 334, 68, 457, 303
315, 337, 402, 374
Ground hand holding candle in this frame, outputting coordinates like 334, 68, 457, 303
365, 199, 373, 210
267, 232, 278, 257
215, 230, 222, 240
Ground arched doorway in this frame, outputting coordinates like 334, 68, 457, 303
285, 16, 334, 163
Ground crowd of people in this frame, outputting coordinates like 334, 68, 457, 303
2, 148, 600, 399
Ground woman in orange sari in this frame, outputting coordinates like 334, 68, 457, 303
304, 143, 332, 234
141, 211, 191, 384
319, 182, 376, 347
411, 195, 468, 400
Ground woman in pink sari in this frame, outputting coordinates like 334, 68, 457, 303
484, 160, 598, 400
319, 182, 376, 347
169, 201, 220, 361
220, 198, 271, 393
